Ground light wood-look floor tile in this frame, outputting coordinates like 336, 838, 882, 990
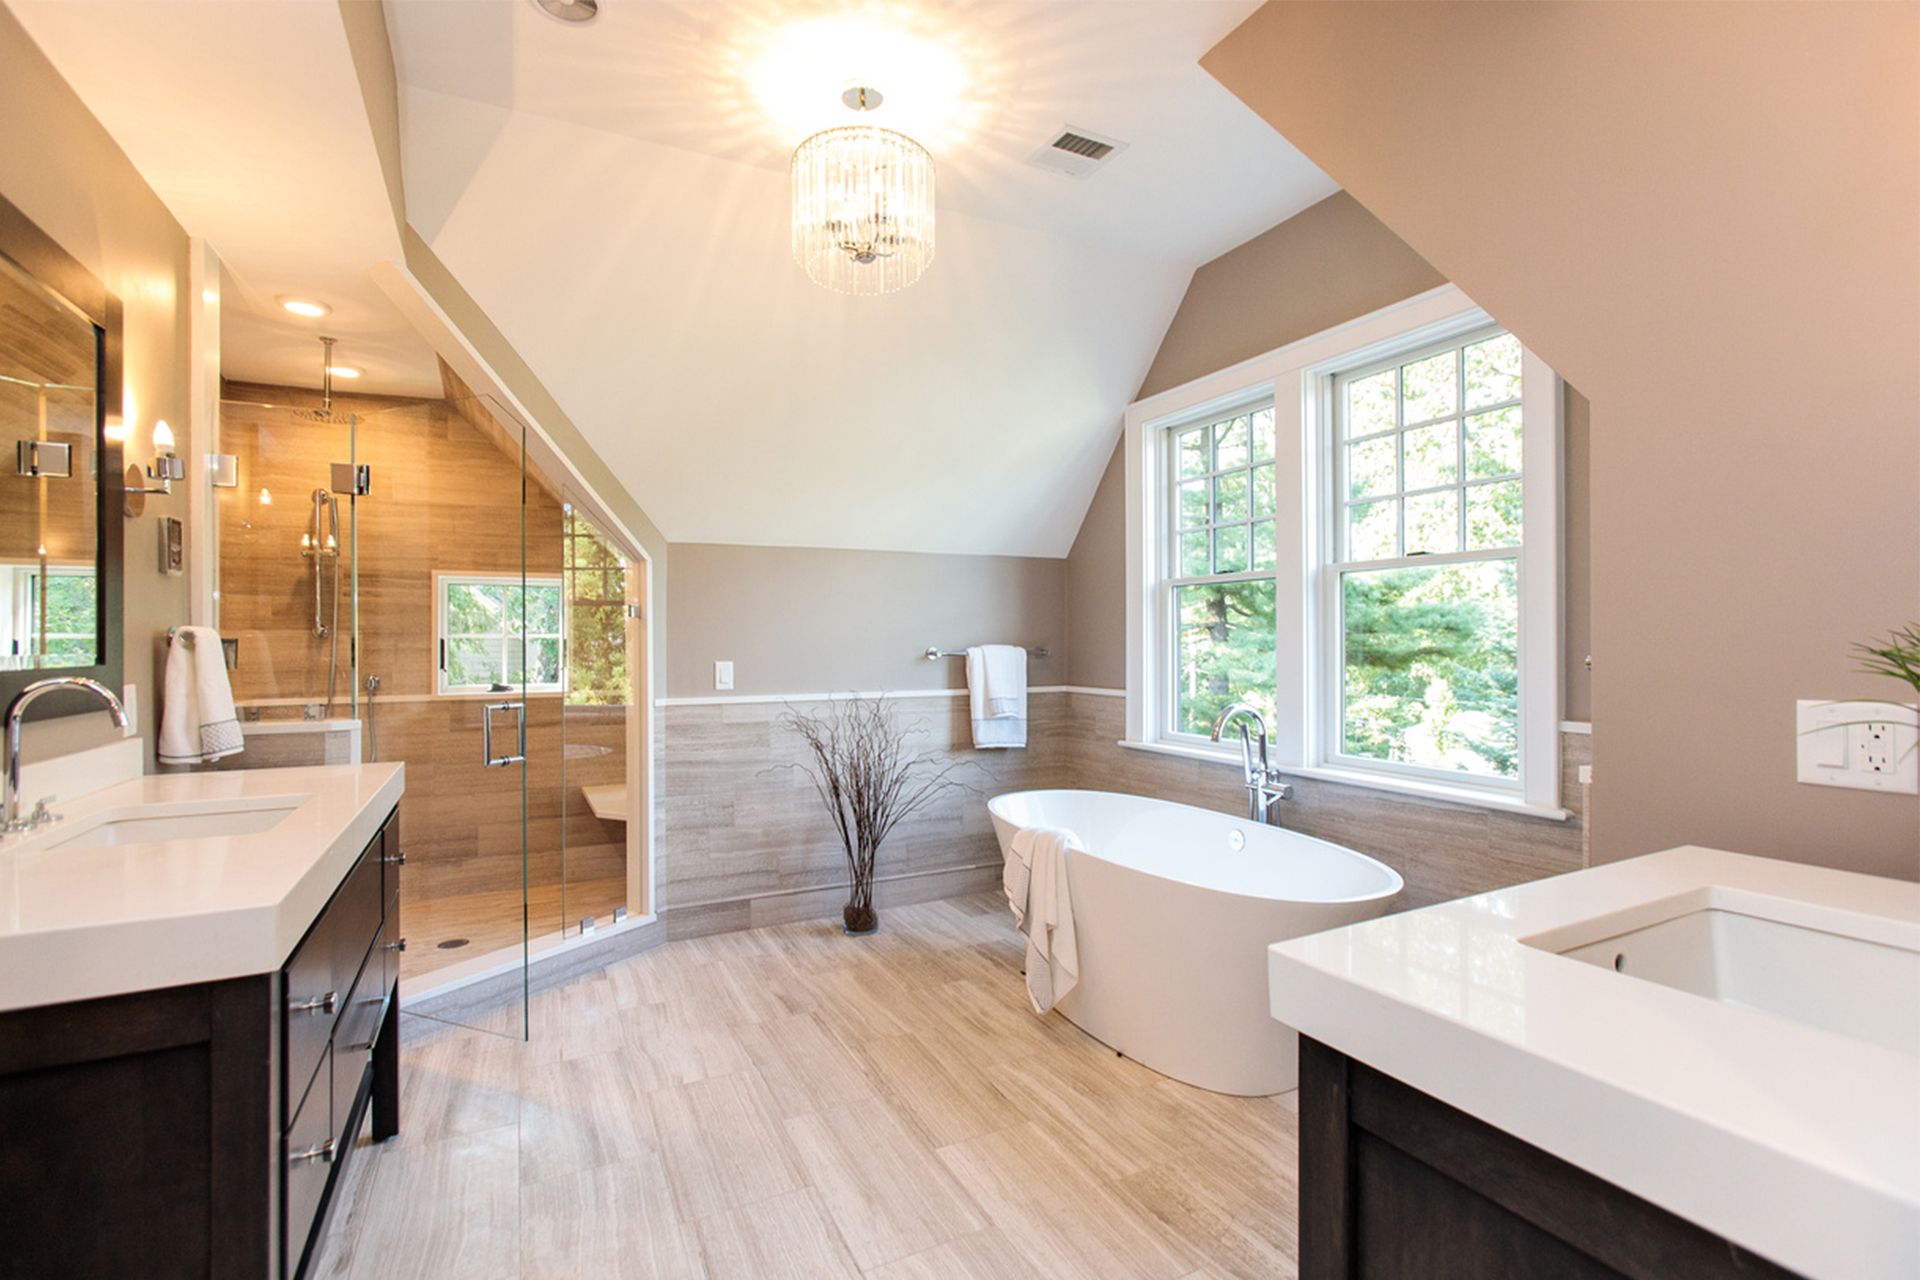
520, 1154, 701, 1279
939, 1121, 1197, 1280
734, 1011, 881, 1119
785, 1096, 986, 1269
346, 1124, 522, 1279
649, 1069, 808, 1222
691, 1186, 860, 1279
309, 894, 1299, 1280
864, 1225, 1047, 1280
518, 1050, 659, 1187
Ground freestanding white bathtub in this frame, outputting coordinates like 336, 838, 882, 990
988, 788, 1403, 1096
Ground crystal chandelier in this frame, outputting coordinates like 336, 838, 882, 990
791, 88, 935, 295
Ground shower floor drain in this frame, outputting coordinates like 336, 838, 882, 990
436, 938, 470, 950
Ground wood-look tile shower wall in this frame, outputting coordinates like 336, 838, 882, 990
217, 383, 624, 906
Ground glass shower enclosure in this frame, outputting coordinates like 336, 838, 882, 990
214, 389, 537, 1038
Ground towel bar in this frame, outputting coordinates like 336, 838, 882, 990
925, 646, 1048, 661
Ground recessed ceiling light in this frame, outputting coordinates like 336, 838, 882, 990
326, 366, 362, 379
279, 297, 330, 318
532, 0, 597, 23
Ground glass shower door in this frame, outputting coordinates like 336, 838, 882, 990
350, 393, 532, 1040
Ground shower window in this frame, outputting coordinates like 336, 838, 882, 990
436, 573, 565, 693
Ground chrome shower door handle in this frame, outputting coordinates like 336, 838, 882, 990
482, 700, 525, 768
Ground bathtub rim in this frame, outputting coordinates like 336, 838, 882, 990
987, 786, 1405, 907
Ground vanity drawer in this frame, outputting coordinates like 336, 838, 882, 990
283, 831, 385, 1120
330, 960, 384, 1141
284, 1041, 334, 1275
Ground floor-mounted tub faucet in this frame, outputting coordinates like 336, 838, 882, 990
3, 677, 130, 834
1211, 701, 1292, 825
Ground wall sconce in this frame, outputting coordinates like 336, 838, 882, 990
124, 418, 185, 517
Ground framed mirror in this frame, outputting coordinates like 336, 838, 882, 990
0, 192, 124, 719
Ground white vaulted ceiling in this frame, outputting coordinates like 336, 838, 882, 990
389, 0, 1335, 554
13, 0, 1336, 556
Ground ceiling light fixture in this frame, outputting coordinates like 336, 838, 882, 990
279, 297, 330, 318
326, 366, 361, 379
792, 87, 934, 296
532, 0, 597, 24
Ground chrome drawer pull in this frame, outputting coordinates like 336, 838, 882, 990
382, 851, 407, 866
384, 938, 407, 953
289, 1138, 336, 1167
289, 990, 337, 1016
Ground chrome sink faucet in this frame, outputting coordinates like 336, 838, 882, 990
1211, 701, 1292, 825
4, 677, 129, 834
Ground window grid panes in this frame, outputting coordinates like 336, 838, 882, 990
1332, 328, 1524, 781
1338, 331, 1524, 562
439, 575, 565, 694
1167, 404, 1278, 737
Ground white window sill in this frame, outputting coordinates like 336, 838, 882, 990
1117, 740, 1571, 822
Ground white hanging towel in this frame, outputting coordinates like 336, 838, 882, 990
966, 644, 1027, 749
159, 626, 244, 766
1004, 824, 1082, 1013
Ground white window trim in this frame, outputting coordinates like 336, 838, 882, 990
434, 572, 567, 695
1123, 284, 1567, 818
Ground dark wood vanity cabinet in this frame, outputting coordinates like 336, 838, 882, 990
1298, 1037, 1800, 1280
0, 807, 403, 1280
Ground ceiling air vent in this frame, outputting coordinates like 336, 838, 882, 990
1026, 127, 1128, 179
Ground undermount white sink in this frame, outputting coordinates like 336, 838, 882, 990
1525, 886, 1920, 1058
47, 798, 306, 851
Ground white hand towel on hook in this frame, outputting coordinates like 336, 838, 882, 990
966, 644, 1027, 749
159, 626, 244, 766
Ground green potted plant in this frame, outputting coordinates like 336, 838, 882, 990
1858, 623, 1920, 700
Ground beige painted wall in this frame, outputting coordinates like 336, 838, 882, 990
1136, 192, 1445, 401
667, 543, 1066, 698
0, 9, 192, 765
1204, 1, 1919, 875
1063, 191, 1595, 717
1064, 446, 1127, 688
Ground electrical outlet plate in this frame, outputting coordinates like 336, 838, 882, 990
714, 660, 734, 691
1796, 699, 1919, 794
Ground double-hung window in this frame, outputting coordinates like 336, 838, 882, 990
437, 574, 565, 694
1128, 287, 1563, 815
1328, 328, 1527, 783
1165, 403, 1278, 739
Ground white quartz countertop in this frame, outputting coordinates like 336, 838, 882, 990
1268, 846, 1920, 1280
0, 764, 404, 1012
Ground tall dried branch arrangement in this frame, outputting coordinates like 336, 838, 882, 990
781, 697, 974, 933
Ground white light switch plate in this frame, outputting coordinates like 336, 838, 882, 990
713, 660, 734, 691
1795, 699, 1918, 794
